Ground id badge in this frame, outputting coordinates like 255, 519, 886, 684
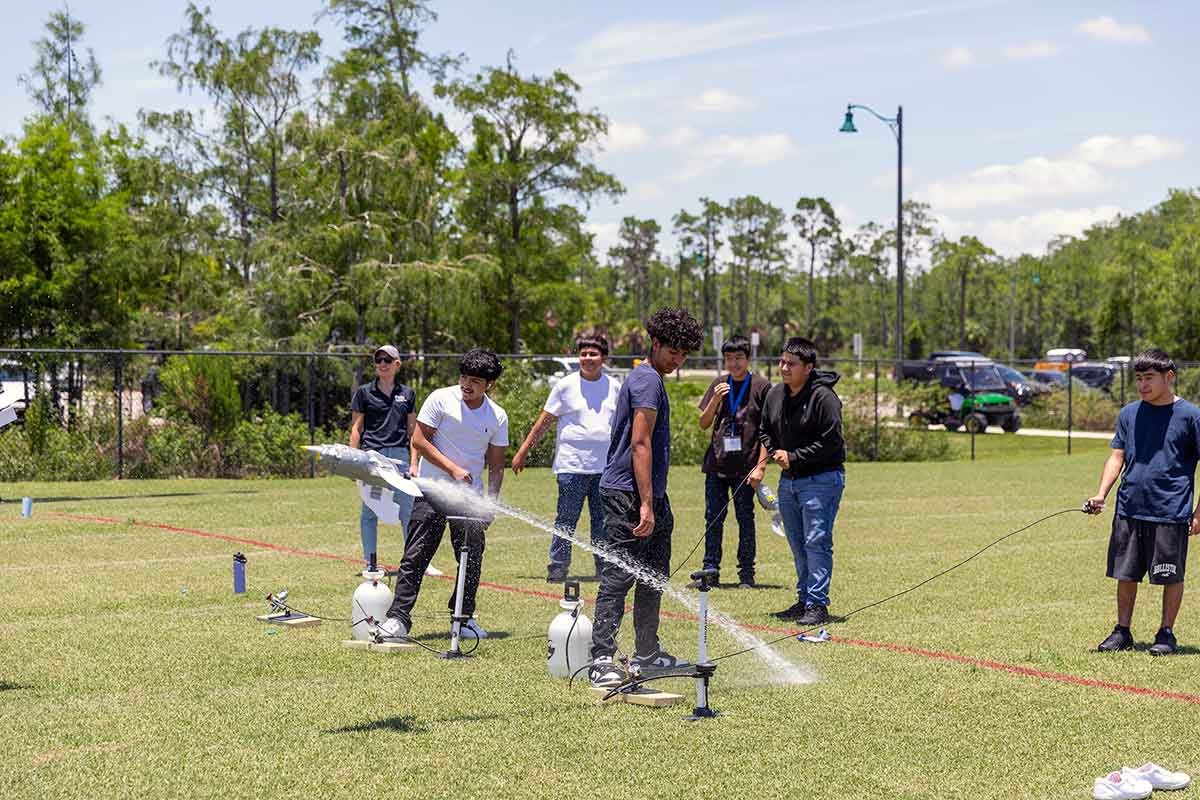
722, 423, 742, 453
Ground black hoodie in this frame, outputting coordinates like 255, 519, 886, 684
757, 369, 845, 479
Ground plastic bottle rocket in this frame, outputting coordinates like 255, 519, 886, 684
232, 552, 247, 594
351, 552, 393, 641
755, 483, 787, 538
547, 580, 592, 678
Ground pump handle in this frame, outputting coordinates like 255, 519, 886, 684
564, 579, 581, 601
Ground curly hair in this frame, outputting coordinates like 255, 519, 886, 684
645, 306, 703, 351
575, 332, 610, 356
459, 347, 503, 381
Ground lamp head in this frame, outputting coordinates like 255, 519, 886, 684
839, 106, 857, 133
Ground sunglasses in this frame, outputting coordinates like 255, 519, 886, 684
374, 356, 396, 365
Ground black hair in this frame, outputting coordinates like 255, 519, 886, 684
1133, 348, 1176, 375
645, 306, 703, 352
459, 348, 503, 381
575, 332, 609, 356
783, 337, 818, 365
721, 335, 751, 357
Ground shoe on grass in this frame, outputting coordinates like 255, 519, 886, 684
1148, 626, 1178, 656
771, 601, 806, 620
458, 618, 488, 639
631, 649, 693, 673
1093, 771, 1151, 800
797, 604, 830, 626
424, 563, 445, 577
1098, 625, 1135, 652
737, 579, 756, 589
589, 656, 624, 688
375, 616, 409, 642
1125, 762, 1190, 790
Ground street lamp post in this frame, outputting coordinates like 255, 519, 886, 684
840, 104, 904, 361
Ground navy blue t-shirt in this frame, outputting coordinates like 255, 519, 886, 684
351, 380, 417, 450
600, 362, 671, 498
1112, 398, 1200, 523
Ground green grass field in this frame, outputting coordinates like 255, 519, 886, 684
2, 434, 1197, 799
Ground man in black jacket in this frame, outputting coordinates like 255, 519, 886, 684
758, 337, 846, 625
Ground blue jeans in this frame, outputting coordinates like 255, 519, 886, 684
549, 473, 606, 572
703, 472, 757, 582
777, 470, 845, 607
359, 447, 413, 564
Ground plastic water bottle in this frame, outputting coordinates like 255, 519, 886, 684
21, 497, 32, 518
547, 580, 592, 678
233, 552, 247, 594
754, 484, 787, 538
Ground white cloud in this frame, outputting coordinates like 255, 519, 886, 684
687, 88, 752, 113
871, 167, 914, 191
1077, 16, 1151, 45
940, 46, 974, 70
941, 206, 1124, 256
1073, 134, 1186, 169
920, 133, 1185, 211
634, 181, 664, 200
1003, 40, 1060, 61
661, 125, 701, 149
572, 6, 991, 70
602, 121, 651, 153
669, 131, 798, 182
585, 222, 621, 260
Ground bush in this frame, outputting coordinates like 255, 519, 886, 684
491, 361, 558, 468
226, 408, 313, 478
1022, 390, 1118, 432
842, 410, 953, 462
158, 355, 242, 444
0, 397, 113, 481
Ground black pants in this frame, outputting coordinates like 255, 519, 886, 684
702, 472, 756, 582
590, 488, 673, 659
386, 496, 487, 628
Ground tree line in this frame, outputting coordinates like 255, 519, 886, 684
2, 2, 1198, 365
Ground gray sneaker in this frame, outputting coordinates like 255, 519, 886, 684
631, 649, 693, 674
375, 616, 409, 642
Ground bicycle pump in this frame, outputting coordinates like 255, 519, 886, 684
442, 517, 480, 659
685, 568, 722, 721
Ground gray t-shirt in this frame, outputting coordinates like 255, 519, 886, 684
600, 362, 671, 498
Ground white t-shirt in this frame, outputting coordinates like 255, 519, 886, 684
544, 371, 621, 474
416, 386, 509, 492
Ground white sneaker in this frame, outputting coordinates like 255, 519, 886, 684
1093, 771, 1151, 800
458, 618, 488, 639
1126, 763, 1191, 791
424, 564, 445, 577
375, 616, 409, 642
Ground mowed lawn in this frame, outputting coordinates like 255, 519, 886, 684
3, 435, 1199, 800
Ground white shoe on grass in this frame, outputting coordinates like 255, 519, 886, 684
375, 617, 409, 642
1093, 771, 1151, 800
458, 619, 488, 639
424, 564, 445, 577
1125, 763, 1191, 791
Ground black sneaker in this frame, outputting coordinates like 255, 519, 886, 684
771, 602, 806, 620
1097, 625, 1134, 652
1149, 627, 1178, 656
797, 604, 830, 626
631, 649, 693, 674
588, 656, 624, 688
737, 578, 756, 589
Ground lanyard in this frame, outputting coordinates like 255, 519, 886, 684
727, 376, 751, 419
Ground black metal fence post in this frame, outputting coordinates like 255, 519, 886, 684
969, 359, 976, 462
872, 360, 879, 461
307, 354, 316, 478
1067, 361, 1073, 456
115, 352, 124, 479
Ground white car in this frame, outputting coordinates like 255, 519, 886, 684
0, 361, 30, 415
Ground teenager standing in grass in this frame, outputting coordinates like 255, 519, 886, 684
511, 333, 621, 583
349, 345, 417, 566
696, 335, 770, 589
377, 348, 509, 643
1087, 349, 1200, 656
758, 337, 845, 626
588, 307, 703, 688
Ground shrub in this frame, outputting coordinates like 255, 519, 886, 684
1022, 390, 1118, 432
158, 355, 242, 444
226, 408, 313, 478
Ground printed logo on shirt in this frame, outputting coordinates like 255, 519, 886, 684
1152, 562, 1178, 577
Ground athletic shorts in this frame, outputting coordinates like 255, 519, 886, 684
1106, 514, 1189, 585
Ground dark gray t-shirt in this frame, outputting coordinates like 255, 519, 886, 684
1112, 398, 1200, 523
351, 380, 417, 450
600, 362, 671, 498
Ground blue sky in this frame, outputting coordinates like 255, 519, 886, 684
3, 1, 1196, 261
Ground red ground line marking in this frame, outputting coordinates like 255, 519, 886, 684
52, 511, 1200, 706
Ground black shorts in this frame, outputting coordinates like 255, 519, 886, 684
1106, 514, 1189, 585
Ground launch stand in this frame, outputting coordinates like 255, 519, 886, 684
255, 591, 320, 627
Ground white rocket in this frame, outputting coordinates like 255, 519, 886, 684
303, 444, 423, 524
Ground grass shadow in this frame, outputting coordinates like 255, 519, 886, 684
324, 714, 424, 735
0, 681, 30, 692
24, 490, 260, 504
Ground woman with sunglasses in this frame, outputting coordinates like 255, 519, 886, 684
350, 345, 418, 568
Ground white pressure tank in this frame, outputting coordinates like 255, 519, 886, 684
547, 580, 592, 678
351, 572, 393, 641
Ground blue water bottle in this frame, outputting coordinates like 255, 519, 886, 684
233, 552, 247, 594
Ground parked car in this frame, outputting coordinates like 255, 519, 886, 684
1023, 370, 1094, 393
0, 361, 30, 415
1070, 362, 1116, 392
905, 358, 1022, 433
994, 363, 1041, 404
1034, 348, 1087, 373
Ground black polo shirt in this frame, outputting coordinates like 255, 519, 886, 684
351, 380, 417, 450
